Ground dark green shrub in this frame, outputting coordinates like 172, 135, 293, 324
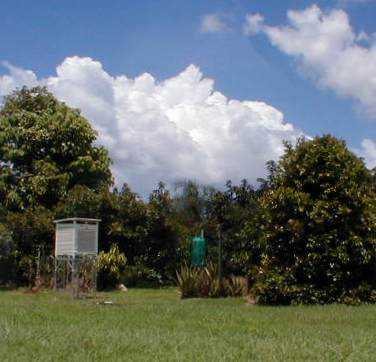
122, 264, 163, 288
0, 224, 17, 285
255, 136, 376, 305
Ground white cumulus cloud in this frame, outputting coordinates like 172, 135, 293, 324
2, 56, 303, 195
0, 62, 38, 96
244, 13, 264, 35
358, 139, 376, 169
244, 5, 376, 118
200, 14, 228, 33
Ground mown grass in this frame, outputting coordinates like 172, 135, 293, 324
0, 288, 376, 361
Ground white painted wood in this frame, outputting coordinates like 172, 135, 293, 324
54, 218, 100, 256
95, 223, 99, 255
55, 224, 75, 256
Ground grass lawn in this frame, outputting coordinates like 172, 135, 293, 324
0, 288, 376, 361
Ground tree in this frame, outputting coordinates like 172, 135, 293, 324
107, 184, 149, 264
0, 223, 17, 284
207, 180, 260, 275
255, 135, 376, 304
147, 182, 182, 278
0, 86, 112, 210
6, 207, 55, 256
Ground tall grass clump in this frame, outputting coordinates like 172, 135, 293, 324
176, 263, 247, 298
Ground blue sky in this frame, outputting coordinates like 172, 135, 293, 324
1, 0, 376, 194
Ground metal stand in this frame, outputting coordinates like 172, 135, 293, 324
53, 255, 97, 298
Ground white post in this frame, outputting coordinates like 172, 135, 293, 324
54, 225, 58, 257
73, 220, 78, 255
95, 222, 99, 254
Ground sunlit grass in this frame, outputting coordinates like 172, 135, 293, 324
1, 288, 376, 361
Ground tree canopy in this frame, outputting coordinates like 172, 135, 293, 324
0, 87, 112, 210
255, 135, 376, 304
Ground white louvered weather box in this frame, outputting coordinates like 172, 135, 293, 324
54, 218, 101, 257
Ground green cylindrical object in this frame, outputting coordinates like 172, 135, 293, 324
191, 236, 206, 267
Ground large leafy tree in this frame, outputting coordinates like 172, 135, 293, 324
147, 182, 182, 278
107, 184, 149, 264
256, 135, 376, 304
207, 180, 260, 275
0, 223, 17, 284
0, 86, 112, 210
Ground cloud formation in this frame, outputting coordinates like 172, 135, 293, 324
0, 62, 37, 96
244, 5, 376, 118
358, 139, 376, 169
6, 56, 374, 191
200, 14, 228, 33
0, 57, 304, 195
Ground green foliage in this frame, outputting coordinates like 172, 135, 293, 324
107, 185, 149, 261
123, 264, 163, 288
5, 207, 54, 257
97, 244, 127, 289
207, 180, 260, 275
146, 182, 182, 278
17, 255, 36, 287
254, 266, 376, 306
55, 185, 103, 219
0, 224, 17, 284
255, 135, 376, 304
5, 207, 54, 287
0, 86, 112, 210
